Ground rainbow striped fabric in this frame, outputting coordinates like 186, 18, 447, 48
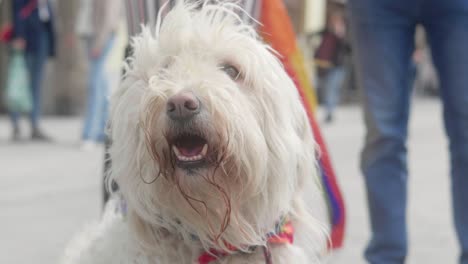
259, 0, 346, 249
123, 0, 346, 250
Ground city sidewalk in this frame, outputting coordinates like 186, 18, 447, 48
0, 98, 458, 263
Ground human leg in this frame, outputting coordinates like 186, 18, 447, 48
349, 0, 419, 262
82, 36, 114, 143
423, 1, 468, 262
323, 66, 345, 122
26, 31, 49, 134
9, 112, 20, 140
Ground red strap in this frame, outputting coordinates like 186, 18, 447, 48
263, 246, 272, 264
198, 249, 228, 264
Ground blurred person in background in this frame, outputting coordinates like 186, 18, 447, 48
314, 1, 348, 123
349, 0, 468, 263
412, 26, 439, 97
76, 0, 123, 150
10, 0, 55, 141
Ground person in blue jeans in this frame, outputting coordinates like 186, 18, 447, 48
76, 0, 122, 149
348, 0, 468, 263
316, 2, 348, 123
81, 36, 115, 147
10, 0, 55, 141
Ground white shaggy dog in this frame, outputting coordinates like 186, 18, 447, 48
62, 1, 327, 263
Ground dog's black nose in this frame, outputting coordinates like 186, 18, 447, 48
167, 91, 200, 120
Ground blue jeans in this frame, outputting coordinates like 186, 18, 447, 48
322, 66, 346, 116
82, 36, 114, 142
349, 0, 468, 263
9, 30, 49, 130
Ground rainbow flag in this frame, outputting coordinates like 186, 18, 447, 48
259, 0, 345, 249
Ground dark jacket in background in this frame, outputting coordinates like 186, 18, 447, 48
12, 0, 56, 57
314, 29, 348, 68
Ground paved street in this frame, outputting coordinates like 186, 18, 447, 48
0, 98, 459, 263
0, 118, 103, 264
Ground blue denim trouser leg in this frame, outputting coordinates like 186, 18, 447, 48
323, 66, 345, 116
349, 0, 419, 263
10, 112, 20, 130
9, 31, 48, 130
350, 0, 468, 263
82, 36, 114, 142
423, 1, 468, 263
25, 33, 49, 130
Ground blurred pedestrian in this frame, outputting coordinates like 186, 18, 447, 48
10, 0, 56, 141
77, 0, 123, 150
314, 2, 348, 123
412, 27, 439, 96
349, 0, 468, 263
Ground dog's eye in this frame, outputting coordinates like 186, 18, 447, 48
221, 64, 241, 81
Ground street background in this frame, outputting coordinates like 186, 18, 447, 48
0, 0, 456, 263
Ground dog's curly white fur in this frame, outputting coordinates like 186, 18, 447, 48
62, 1, 327, 263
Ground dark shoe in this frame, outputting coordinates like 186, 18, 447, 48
31, 129, 52, 142
324, 113, 334, 124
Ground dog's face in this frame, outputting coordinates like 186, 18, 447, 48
144, 32, 260, 180
110, 2, 318, 250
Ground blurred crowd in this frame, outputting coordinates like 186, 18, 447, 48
0, 0, 442, 141
0, 0, 124, 146
310, 1, 441, 124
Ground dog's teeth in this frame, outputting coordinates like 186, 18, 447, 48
172, 145, 206, 162
172, 146, 181, 157
201, 144, 208, 157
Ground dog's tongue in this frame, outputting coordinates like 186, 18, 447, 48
177, 145, 204, 157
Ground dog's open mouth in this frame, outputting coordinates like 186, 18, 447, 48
171, 134, 209, 168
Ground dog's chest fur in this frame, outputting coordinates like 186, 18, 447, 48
60, 199, 309, 264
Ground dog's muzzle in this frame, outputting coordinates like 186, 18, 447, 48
166, 91, 209, 169
166, 91, 201, 121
